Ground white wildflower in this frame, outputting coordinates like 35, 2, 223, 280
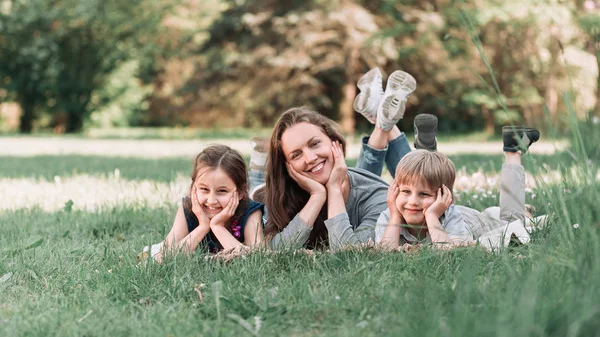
573, 223, 579, 229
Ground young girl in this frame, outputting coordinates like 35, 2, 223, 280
158, 144, 264, 259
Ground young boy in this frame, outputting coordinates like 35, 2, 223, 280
377, 126, 543, 249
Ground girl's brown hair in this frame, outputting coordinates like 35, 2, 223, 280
184, 144, 249, 225
264, 107, 346, 248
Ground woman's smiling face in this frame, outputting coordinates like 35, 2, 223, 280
280, 122, 334, 185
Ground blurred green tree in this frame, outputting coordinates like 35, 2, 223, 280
364, 0, 585, 132
162, 0, 593, 133
166, 0, 399, 132
0, 0, 173, 132
575, 0, 600, 114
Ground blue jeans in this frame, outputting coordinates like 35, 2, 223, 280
249, 170, 265, 195
355, 133, 412, 178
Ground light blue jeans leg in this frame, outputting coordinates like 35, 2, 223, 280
355, 133, 411, 177
248, 170, 265, 195
383, 133, 412, 178
356, 136, 387, 176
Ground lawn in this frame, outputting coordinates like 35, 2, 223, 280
1, 135, 599, 337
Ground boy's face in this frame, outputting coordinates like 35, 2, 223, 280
395, 179, 438, 226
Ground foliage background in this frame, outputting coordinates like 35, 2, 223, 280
0, 0, 599, 133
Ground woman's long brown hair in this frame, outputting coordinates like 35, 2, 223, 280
264, 107, 346, 248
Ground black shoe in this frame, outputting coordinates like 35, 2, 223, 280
502, 126, 540, 153
414, 114, 438, 151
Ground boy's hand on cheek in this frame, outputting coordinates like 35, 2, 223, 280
387, 184, 403, 223
424, 184, 453, 219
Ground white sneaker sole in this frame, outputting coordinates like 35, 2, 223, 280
353, 68, 383, 123
376, 70, 417, 131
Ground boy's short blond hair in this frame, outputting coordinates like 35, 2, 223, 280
393, 150, 456, 193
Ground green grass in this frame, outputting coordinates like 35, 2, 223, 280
0, 151, 576, 182
1, 143, 599, 336
2, 6, 598, 335
1, 201, 599, 336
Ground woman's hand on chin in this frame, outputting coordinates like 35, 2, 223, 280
325, 141, 348, 194
286, 162, 326, 197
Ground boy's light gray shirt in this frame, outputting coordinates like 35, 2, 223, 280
375, 205, 473, 243
375, 204, 507, 243
270, 168, 389, 250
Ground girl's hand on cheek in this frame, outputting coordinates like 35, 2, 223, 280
210, 191, 239, 227
286, 163, 326, 196
424, 184, 453, 219
326, 141, 348, 193
191, 188, 210, 227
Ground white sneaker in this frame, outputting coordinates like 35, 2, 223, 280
376, 70, 417, 131
353, 68, 384, 124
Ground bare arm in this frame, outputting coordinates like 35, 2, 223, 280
424, 214, 452, 244
209, 191, 246, 250
212, 208, 266, 250
163, 205, 210, 256
425, 185, 474, 247
243, 210, 264, 247
381, 214, 403, 250
379, 185, 404, 250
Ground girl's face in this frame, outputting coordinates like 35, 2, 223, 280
280, 122, 334, 185
395, 178, 438, 226
194, 168, 240, 219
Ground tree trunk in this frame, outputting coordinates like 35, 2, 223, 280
339, 46, 360, 134
545, 34, 560, 122
18, 96, 35, 133
340, 82, 356, 134
65, 108, 84, 133
595, 49, 600, 116
483, 108, 495, 135
63, 92, 91, 133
